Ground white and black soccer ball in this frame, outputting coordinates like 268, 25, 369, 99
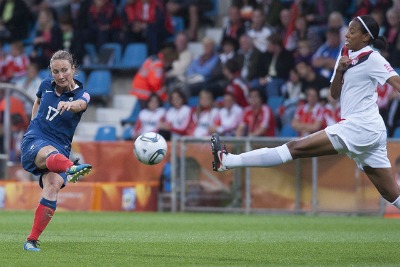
133, 132, 167, 165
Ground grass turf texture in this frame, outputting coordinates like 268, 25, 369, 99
1, 211, 400, 266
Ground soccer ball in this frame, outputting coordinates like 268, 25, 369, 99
133, 132, 167, 165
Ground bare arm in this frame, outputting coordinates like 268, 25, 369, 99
387, 75, 400, 93
31, 97, 40, 120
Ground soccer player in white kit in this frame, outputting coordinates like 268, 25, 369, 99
211, 15, 400, 209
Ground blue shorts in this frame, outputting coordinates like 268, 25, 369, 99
21, 136, 69, 189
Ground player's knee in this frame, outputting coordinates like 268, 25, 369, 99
286, 140, 303, 159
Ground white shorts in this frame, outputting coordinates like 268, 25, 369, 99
324, 119, 391, 170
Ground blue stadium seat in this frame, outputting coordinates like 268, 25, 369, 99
99, 42, 122, 66
267, 96, 284, 115
116, 43, 147, 70
38, 69, 51, 79
171, 16, 185, 33
188, 96, 199, 108
279, 124, 298, 137
95, 126, 117, 141
395, 68, 400, 75
84, 43, 97, 65
86, 70, 112, 98
393, 127, 400, 138
75, 71, 86, 85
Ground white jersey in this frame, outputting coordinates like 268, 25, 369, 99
164, 105, 192, 137
215, 104, 243, 136
134, 107, 166, 136
191, 107, 219, 137
331, 46, 397, 131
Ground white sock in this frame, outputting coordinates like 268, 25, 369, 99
224, 144, 293, 168
391, 196, 400, 209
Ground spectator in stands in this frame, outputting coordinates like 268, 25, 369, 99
319, 87, 340, 128
291, 87, 324, 137
166, 0, 213, 42
232, 0, 260, 27
275, 8, 290, 43
0, 0, 33, 42
166, 32, 193, 90
311, 27, 341, 79
219, 37, 239, 65
221, 6, 246, 49
293, 38, 313, 65
30, 8, 63, 69
130, 46, 178, 108
131, 93, 166, 139
237, 34, 267, 91
236, 88, 275, 137
285, 15, 322, 53
260, 33, 294, 97
384, 7, 400, 68
280, 68, 303, 128
87, 0, 120, 52
59, 0, 91, 65
121, 0, 173, 55
0, 41, 30, 82
159, 88, 192, 140
183, 37, 221, 97
246, 8, 273, 53
223, 57, 249, 108
189, 89, 218, 137
209, 91, 243, 137
295, 60, 330, 94
14, 62, 42, 100
262, 0, 285, 28
327, 11, 349, 47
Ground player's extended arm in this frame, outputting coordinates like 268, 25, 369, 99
57, 99, 87, 114
31, 97, 40, 120
387, 75, 400, 94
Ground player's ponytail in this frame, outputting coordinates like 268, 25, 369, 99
371, 35, 388, 52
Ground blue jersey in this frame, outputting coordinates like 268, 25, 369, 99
23, 78, 90, 154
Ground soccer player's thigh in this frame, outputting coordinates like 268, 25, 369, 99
34, 145, 59, 169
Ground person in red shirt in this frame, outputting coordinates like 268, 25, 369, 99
291, 87, 324, 137
130, 46, 178, 108
223, 57, 249, 108
236, 89, 275, 137
0, 41, 29, 82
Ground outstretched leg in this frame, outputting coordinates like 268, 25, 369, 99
364, 166, 400, 206
212, 131, 337, 171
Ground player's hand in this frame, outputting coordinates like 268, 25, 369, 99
337, 56, 350, 72
57, 101, 72, 114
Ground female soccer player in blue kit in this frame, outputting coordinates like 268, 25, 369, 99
212, 15, 400, 211
21, 50, 92, 251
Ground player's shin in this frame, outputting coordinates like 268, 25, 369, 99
27, 198, 56, 241
227, 144, 293, 168
46, 152, 73, 173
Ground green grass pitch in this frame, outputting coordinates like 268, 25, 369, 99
1, 211, 400, 266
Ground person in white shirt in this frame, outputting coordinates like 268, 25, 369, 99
132, 93, 166, 139
209, 92, 243, 136
246, 8, 272, 53
190, 89, 218, 137
211, 15, 400, 210
166, 32, 193, 83
159, 89, 192, 139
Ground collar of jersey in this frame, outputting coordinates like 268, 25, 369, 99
348, 45, 373, 59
